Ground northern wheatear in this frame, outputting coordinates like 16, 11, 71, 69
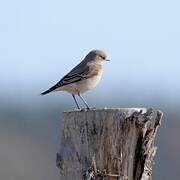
41, 49, 109, 109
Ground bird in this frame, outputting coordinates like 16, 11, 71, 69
41, 49, 109, 109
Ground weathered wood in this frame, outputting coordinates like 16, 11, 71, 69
56, 108, 163, 180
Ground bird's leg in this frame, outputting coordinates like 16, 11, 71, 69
78, 93, 90, 109
72, 94, 80, 109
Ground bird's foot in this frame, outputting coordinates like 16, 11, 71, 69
82, 107, 96, 111
73, 107, 96, 111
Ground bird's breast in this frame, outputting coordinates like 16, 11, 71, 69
76, 68, 103, 93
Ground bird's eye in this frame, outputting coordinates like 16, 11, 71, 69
100, 55, 105, 60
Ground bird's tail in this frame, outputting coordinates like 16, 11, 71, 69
41, 83, 61, 95
41, 89, 53, 95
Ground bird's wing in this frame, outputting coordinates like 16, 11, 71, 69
57, 64, 90, 86
41, 61, 90, 95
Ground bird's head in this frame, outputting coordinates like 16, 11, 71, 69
85, 49, 110, 65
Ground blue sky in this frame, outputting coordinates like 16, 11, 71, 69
0, 0, 180, 104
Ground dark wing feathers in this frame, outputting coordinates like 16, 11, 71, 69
41, 62, 89, 95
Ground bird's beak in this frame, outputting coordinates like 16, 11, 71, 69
106, 59, 110, 61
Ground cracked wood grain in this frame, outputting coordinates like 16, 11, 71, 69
56, 108, 163, 180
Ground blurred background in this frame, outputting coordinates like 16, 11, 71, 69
0, 0, 180, 179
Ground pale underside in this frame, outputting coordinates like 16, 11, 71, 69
55, 69, 103, 94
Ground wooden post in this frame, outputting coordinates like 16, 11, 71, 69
56, 108, 163, 180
